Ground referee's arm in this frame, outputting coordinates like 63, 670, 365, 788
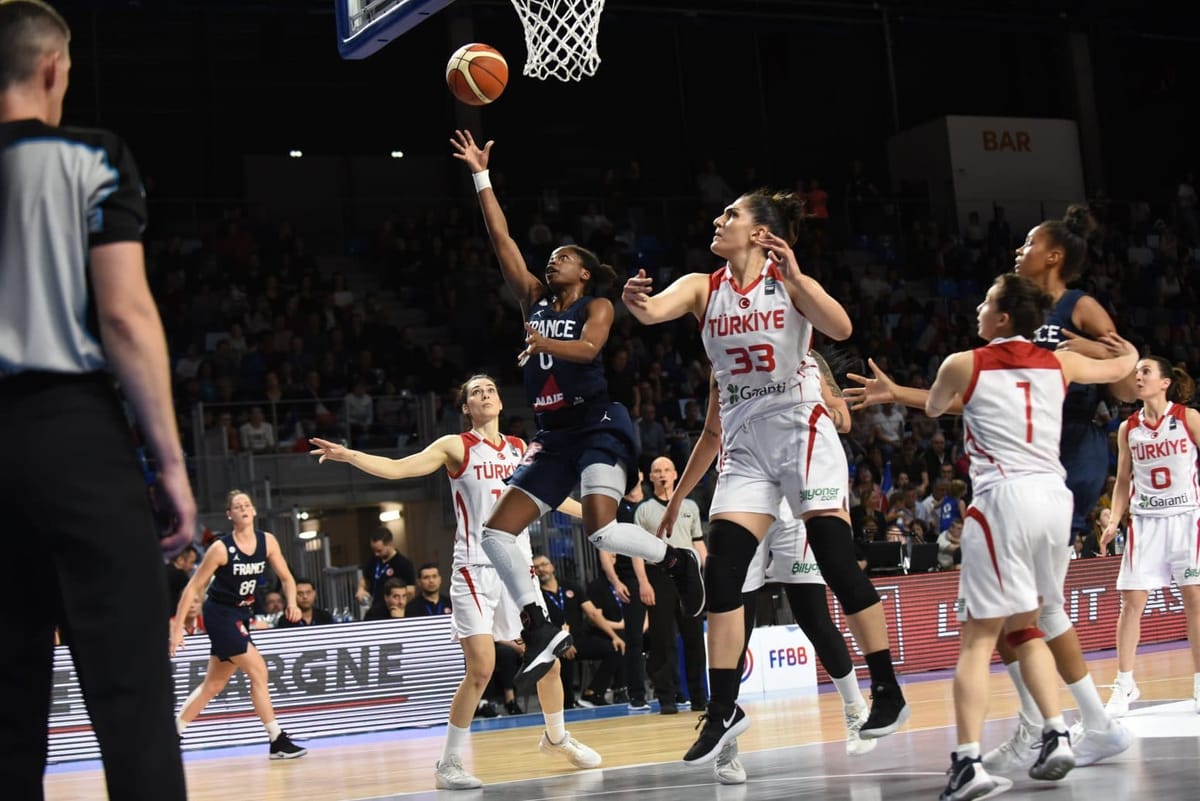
90, 241, 195, 547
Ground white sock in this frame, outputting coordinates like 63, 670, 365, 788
264, 719, 282, 741
1115, 670, 1134, 688
175, 716, 188, 735
1043, 715, 1066, 733
441, 723, 470, 764
956, 741, 980, 759
1006, 662, 1043, 725
1193, 672, 1200, 692
1067, 674, 1110, 731
480, 528, 539, 607
587, 521, 668, 563
543, 710, 566, 744
832, 670, 866, 709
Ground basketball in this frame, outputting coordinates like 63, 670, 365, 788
446, 43, 508, 106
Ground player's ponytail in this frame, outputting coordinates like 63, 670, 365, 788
1040, 203, 1097, 282
1145, 355, 1196, 404
745, 188, 806, 247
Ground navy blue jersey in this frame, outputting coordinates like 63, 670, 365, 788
523, 296, 609, 428
207, 530, 267, 608
1032, 288, 1110, 537
1032, 289, 1103, 421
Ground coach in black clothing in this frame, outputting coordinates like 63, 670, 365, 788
0, 3, 195, 798
405, 562, 452, 617
357, 528, 417, 616
532, 554, 586, 708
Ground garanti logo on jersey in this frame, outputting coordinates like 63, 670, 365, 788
725, 381, 787, 406
1137, 492, 1190, 510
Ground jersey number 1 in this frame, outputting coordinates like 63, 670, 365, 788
1016, 381, 1033, 442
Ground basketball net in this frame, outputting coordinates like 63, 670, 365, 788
509, 0, 605, 82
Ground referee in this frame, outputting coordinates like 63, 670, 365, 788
635, 456, 709, 713
0, 3, 194, 798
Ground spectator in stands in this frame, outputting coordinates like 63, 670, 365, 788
364, 579, 408, 620
936, 518, 962, 570
239, 405, 275, 453
343, 377, 374, 444
405, 563, 452, 617
165, 545, 198, 615
637, 402, 667, 475
172, 591, 206, 636
357, 529, 416, 616
277, 579, 334, 627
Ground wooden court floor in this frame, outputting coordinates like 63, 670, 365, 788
44, 648, 1199, 800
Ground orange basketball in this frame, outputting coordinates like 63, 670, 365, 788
446, 43, 508, 106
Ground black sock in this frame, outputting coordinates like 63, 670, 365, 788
708, 668, 740, 713
865, 648, 898, 688
520, 603, 547, 630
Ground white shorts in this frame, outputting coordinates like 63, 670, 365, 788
1118, 510, 1200, 590
711, 405, 849, 519
450, 535, 547, 641
743, 517, 826, 594
956, 478, 1072, 622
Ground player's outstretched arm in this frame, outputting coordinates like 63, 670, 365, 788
621, 270, 708, 326
450, 130, 542, 309
310, 435, 458, 480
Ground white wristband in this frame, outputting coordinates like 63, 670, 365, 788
472, 169, 492, 193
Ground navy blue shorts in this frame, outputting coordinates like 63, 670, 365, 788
509, 401, 639, 508
1060, 419, 1109, 539
203, 599, 254, 662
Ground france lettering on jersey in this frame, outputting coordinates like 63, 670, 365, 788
1125, 403, 1200, 515
1032, 289, 1102, 421
700, 262, 822, 434
447, 432, 526, 566
960, 337, 1067, 494
523, 296, 608, 422
207, 529, 267, 608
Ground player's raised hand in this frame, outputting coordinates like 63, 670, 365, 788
845, 358, 899, 411
449, 129, 493, 173
621, 269, 653, 310
752, 230, 802, 282
310, 437, 352, 464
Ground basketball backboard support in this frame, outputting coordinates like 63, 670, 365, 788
335, 0, 457, 60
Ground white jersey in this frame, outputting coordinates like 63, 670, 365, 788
700, 262, 824, 436
447, 431, 527, 567
1124, 403, 1200, 516
960, 337, 1066, 494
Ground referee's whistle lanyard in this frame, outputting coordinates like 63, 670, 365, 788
610, 585, 624, 608
546, 586, 565, 611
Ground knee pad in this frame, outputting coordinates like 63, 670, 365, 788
1005, 626, 1045, 649
805, 516, 879, 615
1038, 604, 1073, 640
705, 519, 759, 614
